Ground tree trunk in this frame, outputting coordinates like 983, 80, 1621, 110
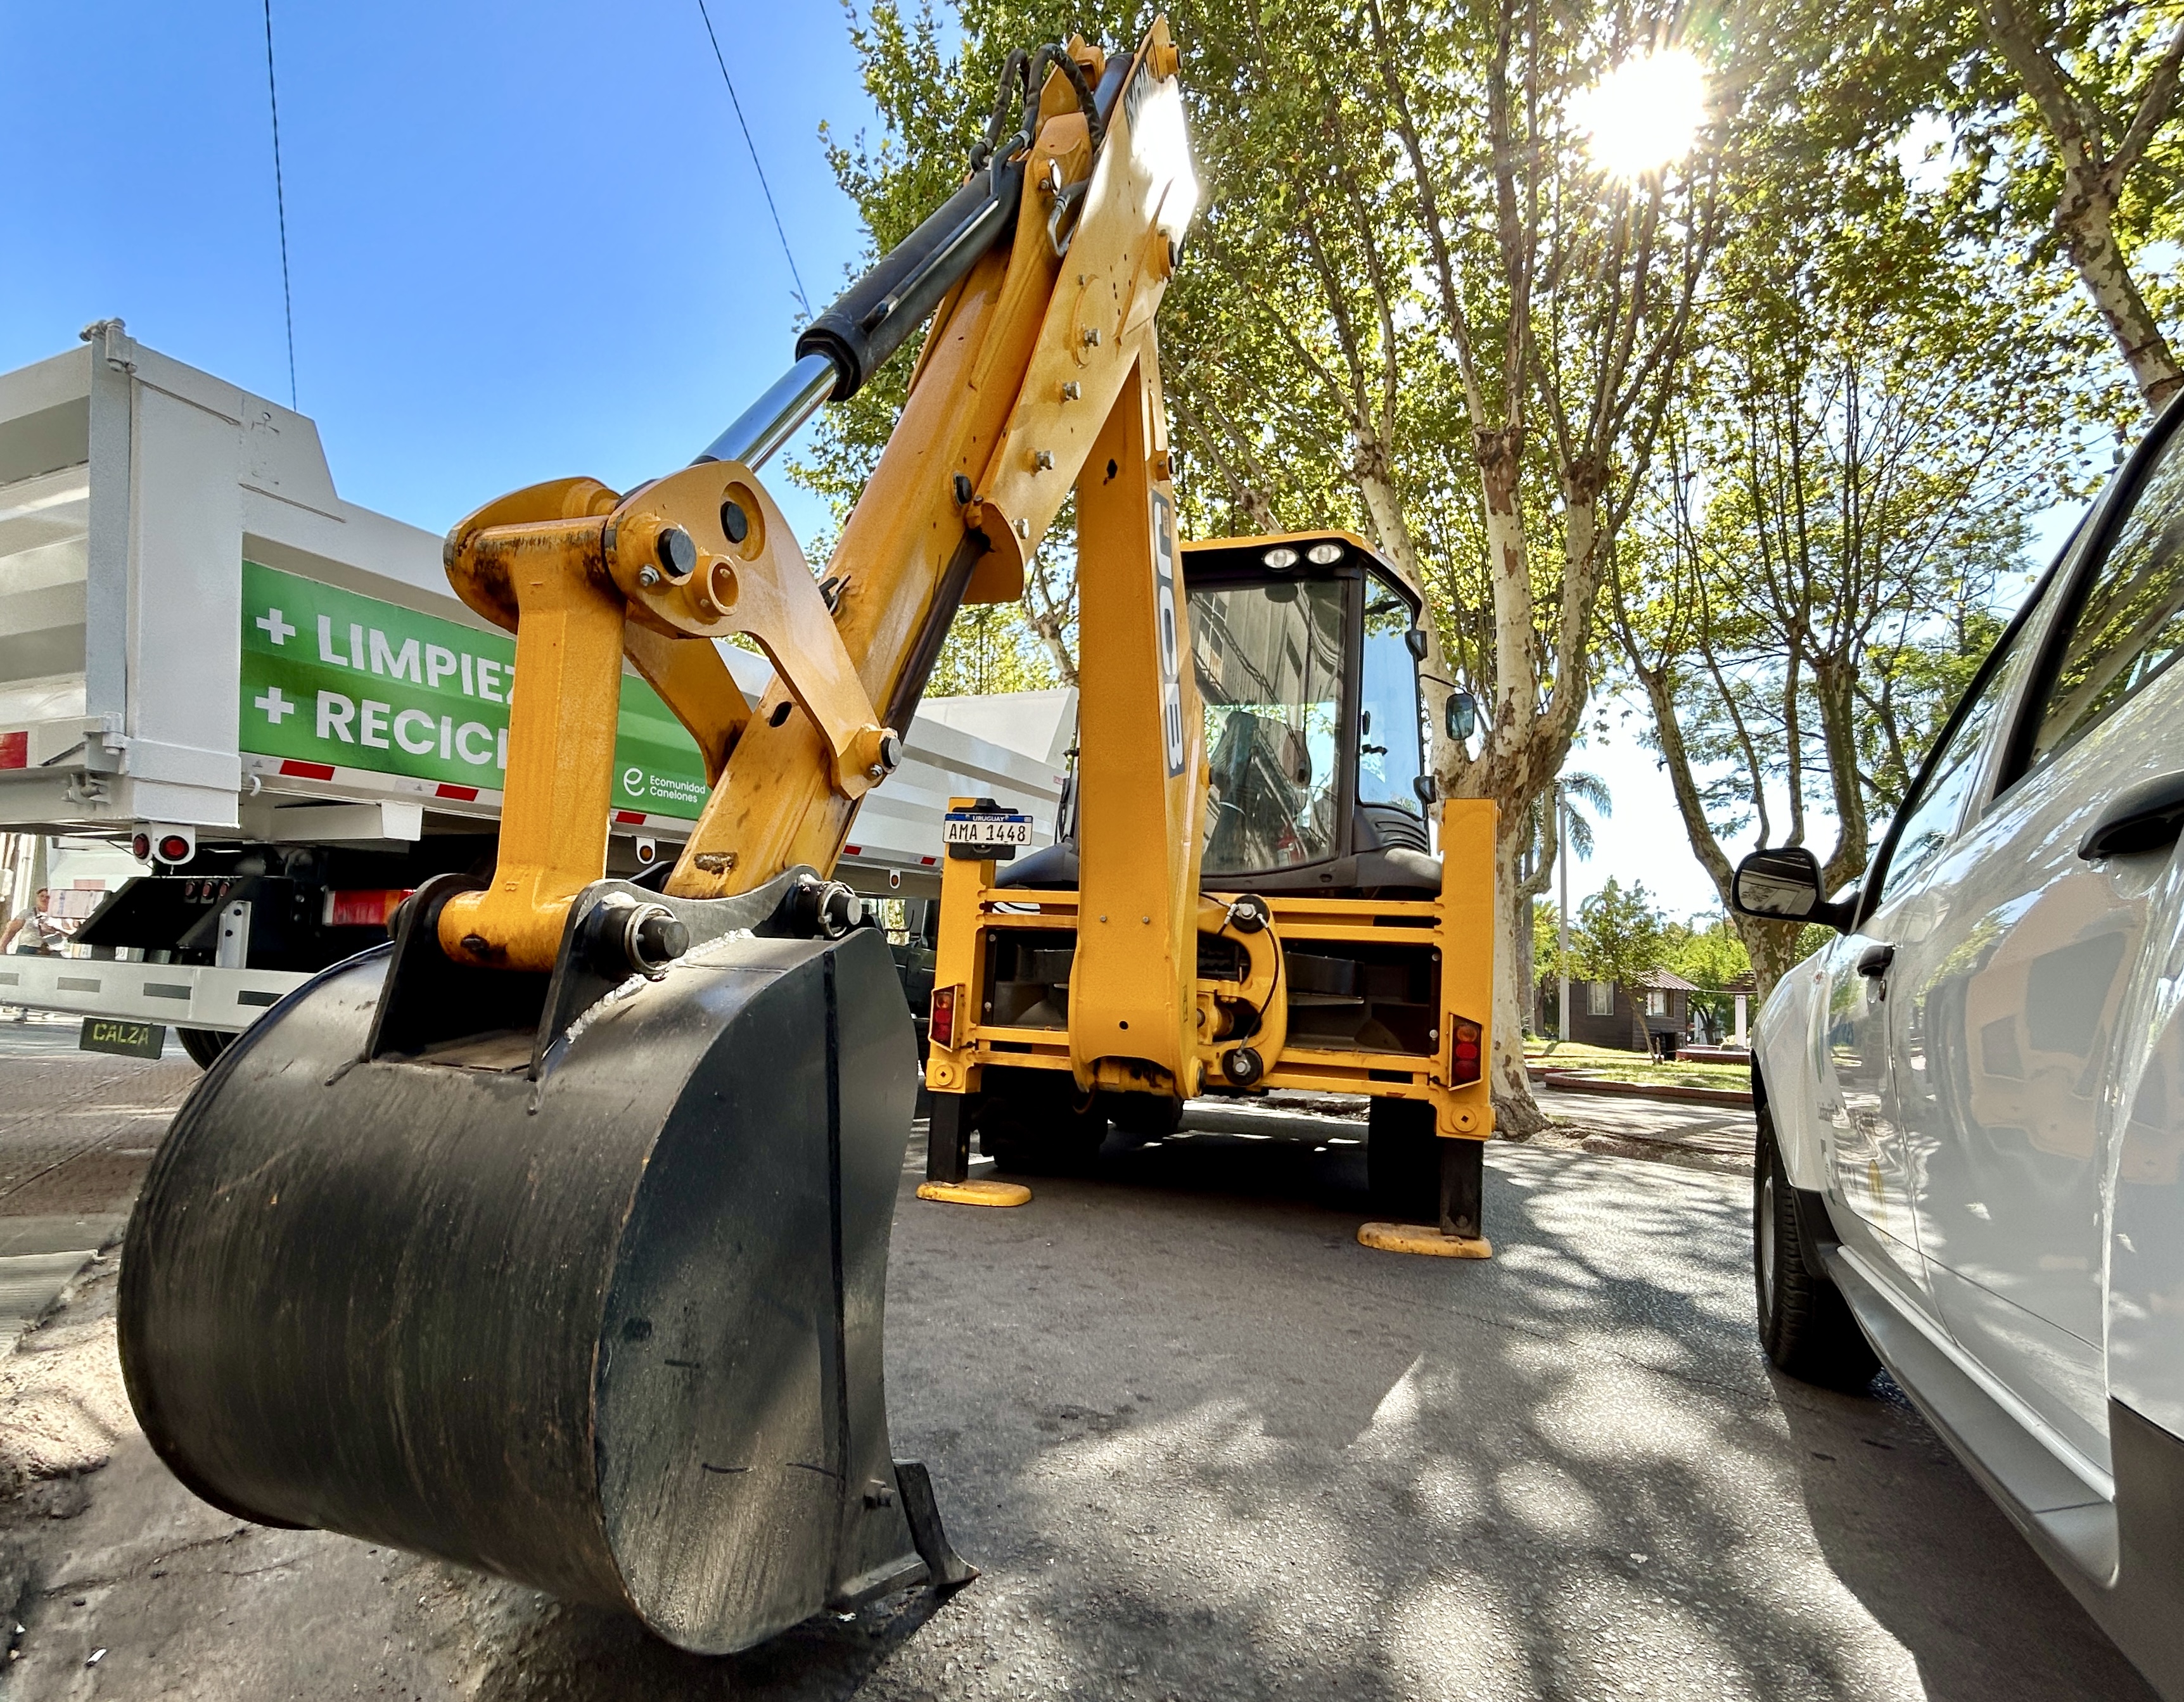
1491, 814, 1548, 1136
1736, 917, 1810, 1006
2056, 191, 2183, 410
1515, 889, 1536, 1036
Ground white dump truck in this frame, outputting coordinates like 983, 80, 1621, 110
0, 323, 1073, 1062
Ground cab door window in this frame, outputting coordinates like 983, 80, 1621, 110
2020, 421, 2184, 777
1357, 577, 1425, 813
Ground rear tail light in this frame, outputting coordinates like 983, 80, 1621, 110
324, 889, 413, 930
929, 985, 960, 1050
1450, 1017, 1483, 1084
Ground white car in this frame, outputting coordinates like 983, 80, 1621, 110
1733, 401, 2184, 1698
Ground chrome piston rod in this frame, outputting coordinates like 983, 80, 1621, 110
695, 351, 839, 469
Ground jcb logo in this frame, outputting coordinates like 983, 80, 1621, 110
1151, 491, 1184, 778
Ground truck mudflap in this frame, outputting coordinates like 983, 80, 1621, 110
117, 877, 970, 1653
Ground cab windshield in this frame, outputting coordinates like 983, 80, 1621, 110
1192, 576, 1345, 873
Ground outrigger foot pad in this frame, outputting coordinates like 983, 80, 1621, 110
895, 1459, 978, 1590
1358, 1221, 1495, 1259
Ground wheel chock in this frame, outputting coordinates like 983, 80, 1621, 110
916, 1179, 1032, 1207
1358, 1222, 1493, 1259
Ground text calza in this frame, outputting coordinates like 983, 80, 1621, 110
316, 693, 507, 769
316, 616, 514, 703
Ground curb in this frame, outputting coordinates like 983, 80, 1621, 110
1524, 1068, 1753, 1108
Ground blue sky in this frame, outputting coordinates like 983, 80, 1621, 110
1, 0, 876, 542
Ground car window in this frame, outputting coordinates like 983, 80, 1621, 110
2024, 422, 2184, 775
1878, 632, 2022, 903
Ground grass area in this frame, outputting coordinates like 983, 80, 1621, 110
1523, 1038, 1750, 1092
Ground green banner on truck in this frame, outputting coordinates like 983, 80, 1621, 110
238, 561, 710, 820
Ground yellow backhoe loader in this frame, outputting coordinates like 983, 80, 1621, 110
113, 18, 1495, 1660
918, 519, 1499, 1240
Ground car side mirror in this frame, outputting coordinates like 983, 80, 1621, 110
1445, 692, 1477, 742
1731, 846, 1853, 932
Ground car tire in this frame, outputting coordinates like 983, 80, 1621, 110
1367, 1097, 1438, 1221
1755, 1096, 1878, 1391
177, 1027, 233, 1070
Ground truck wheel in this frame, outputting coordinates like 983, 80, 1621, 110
1755, 1100, 1877, 1390
1367, 1097, 1438, 1221
177, 1027, 233, 1070
979, 1077, 1107, 1174
1110, 1093, 1182, 1143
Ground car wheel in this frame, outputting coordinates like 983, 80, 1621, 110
1755, 1097, 1878, 1390
1367, 1097, 1438, 1221
177, 1027, 233, 1070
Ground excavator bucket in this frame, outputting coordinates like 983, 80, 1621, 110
118, 870, 971, 1653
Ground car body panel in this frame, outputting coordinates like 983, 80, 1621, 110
2107, 882, 2184, 1434
1756, 956, 1831, 1190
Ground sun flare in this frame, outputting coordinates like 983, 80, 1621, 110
1570, 47, 1707, 180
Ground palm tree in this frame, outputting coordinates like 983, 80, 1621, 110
1516, 770, 1611, 1033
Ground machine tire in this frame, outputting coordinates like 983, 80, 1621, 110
979, 1075, 1108, 1174
1110, 1092, 1182, 1143
1367, 1097, 1438, 1221
177, 1027, 233, 1070
1755, 1098, 1877, 1391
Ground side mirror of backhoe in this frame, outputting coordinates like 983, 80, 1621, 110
1446, 692, 1478, 742
1731, 846, 1854, 932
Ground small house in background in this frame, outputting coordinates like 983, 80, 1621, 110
1556, 967, 1699, 1055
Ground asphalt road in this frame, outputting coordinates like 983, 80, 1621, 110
0, 1036, 2157, 1701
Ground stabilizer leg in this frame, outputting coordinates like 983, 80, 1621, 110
894, 1459, 978, 1591
916, 1091, 1031, 1207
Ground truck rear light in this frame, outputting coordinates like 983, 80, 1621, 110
929, 985, 959, 1050
1450, 1017, 1483, 1085
324, 889, 413, 930
140, 825, 196, 866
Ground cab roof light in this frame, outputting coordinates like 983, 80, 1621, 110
1306, 541, 1344, 565
1261, 546, 1299, 569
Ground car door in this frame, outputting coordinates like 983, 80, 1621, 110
1825, 614, 2040, 1307
1887, 412, 2184, 1475
1815, 916, 1929, 1300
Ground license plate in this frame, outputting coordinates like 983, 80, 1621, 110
943, 812, 1032, 855
80, 1017, 167, 1059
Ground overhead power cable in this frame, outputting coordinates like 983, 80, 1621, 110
261, 0, 298, 409
694, 0, 812, 319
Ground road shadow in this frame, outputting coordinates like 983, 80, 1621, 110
1773, 1376, 2155, 1700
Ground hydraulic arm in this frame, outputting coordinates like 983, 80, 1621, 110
116, 22, 1197, 1656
